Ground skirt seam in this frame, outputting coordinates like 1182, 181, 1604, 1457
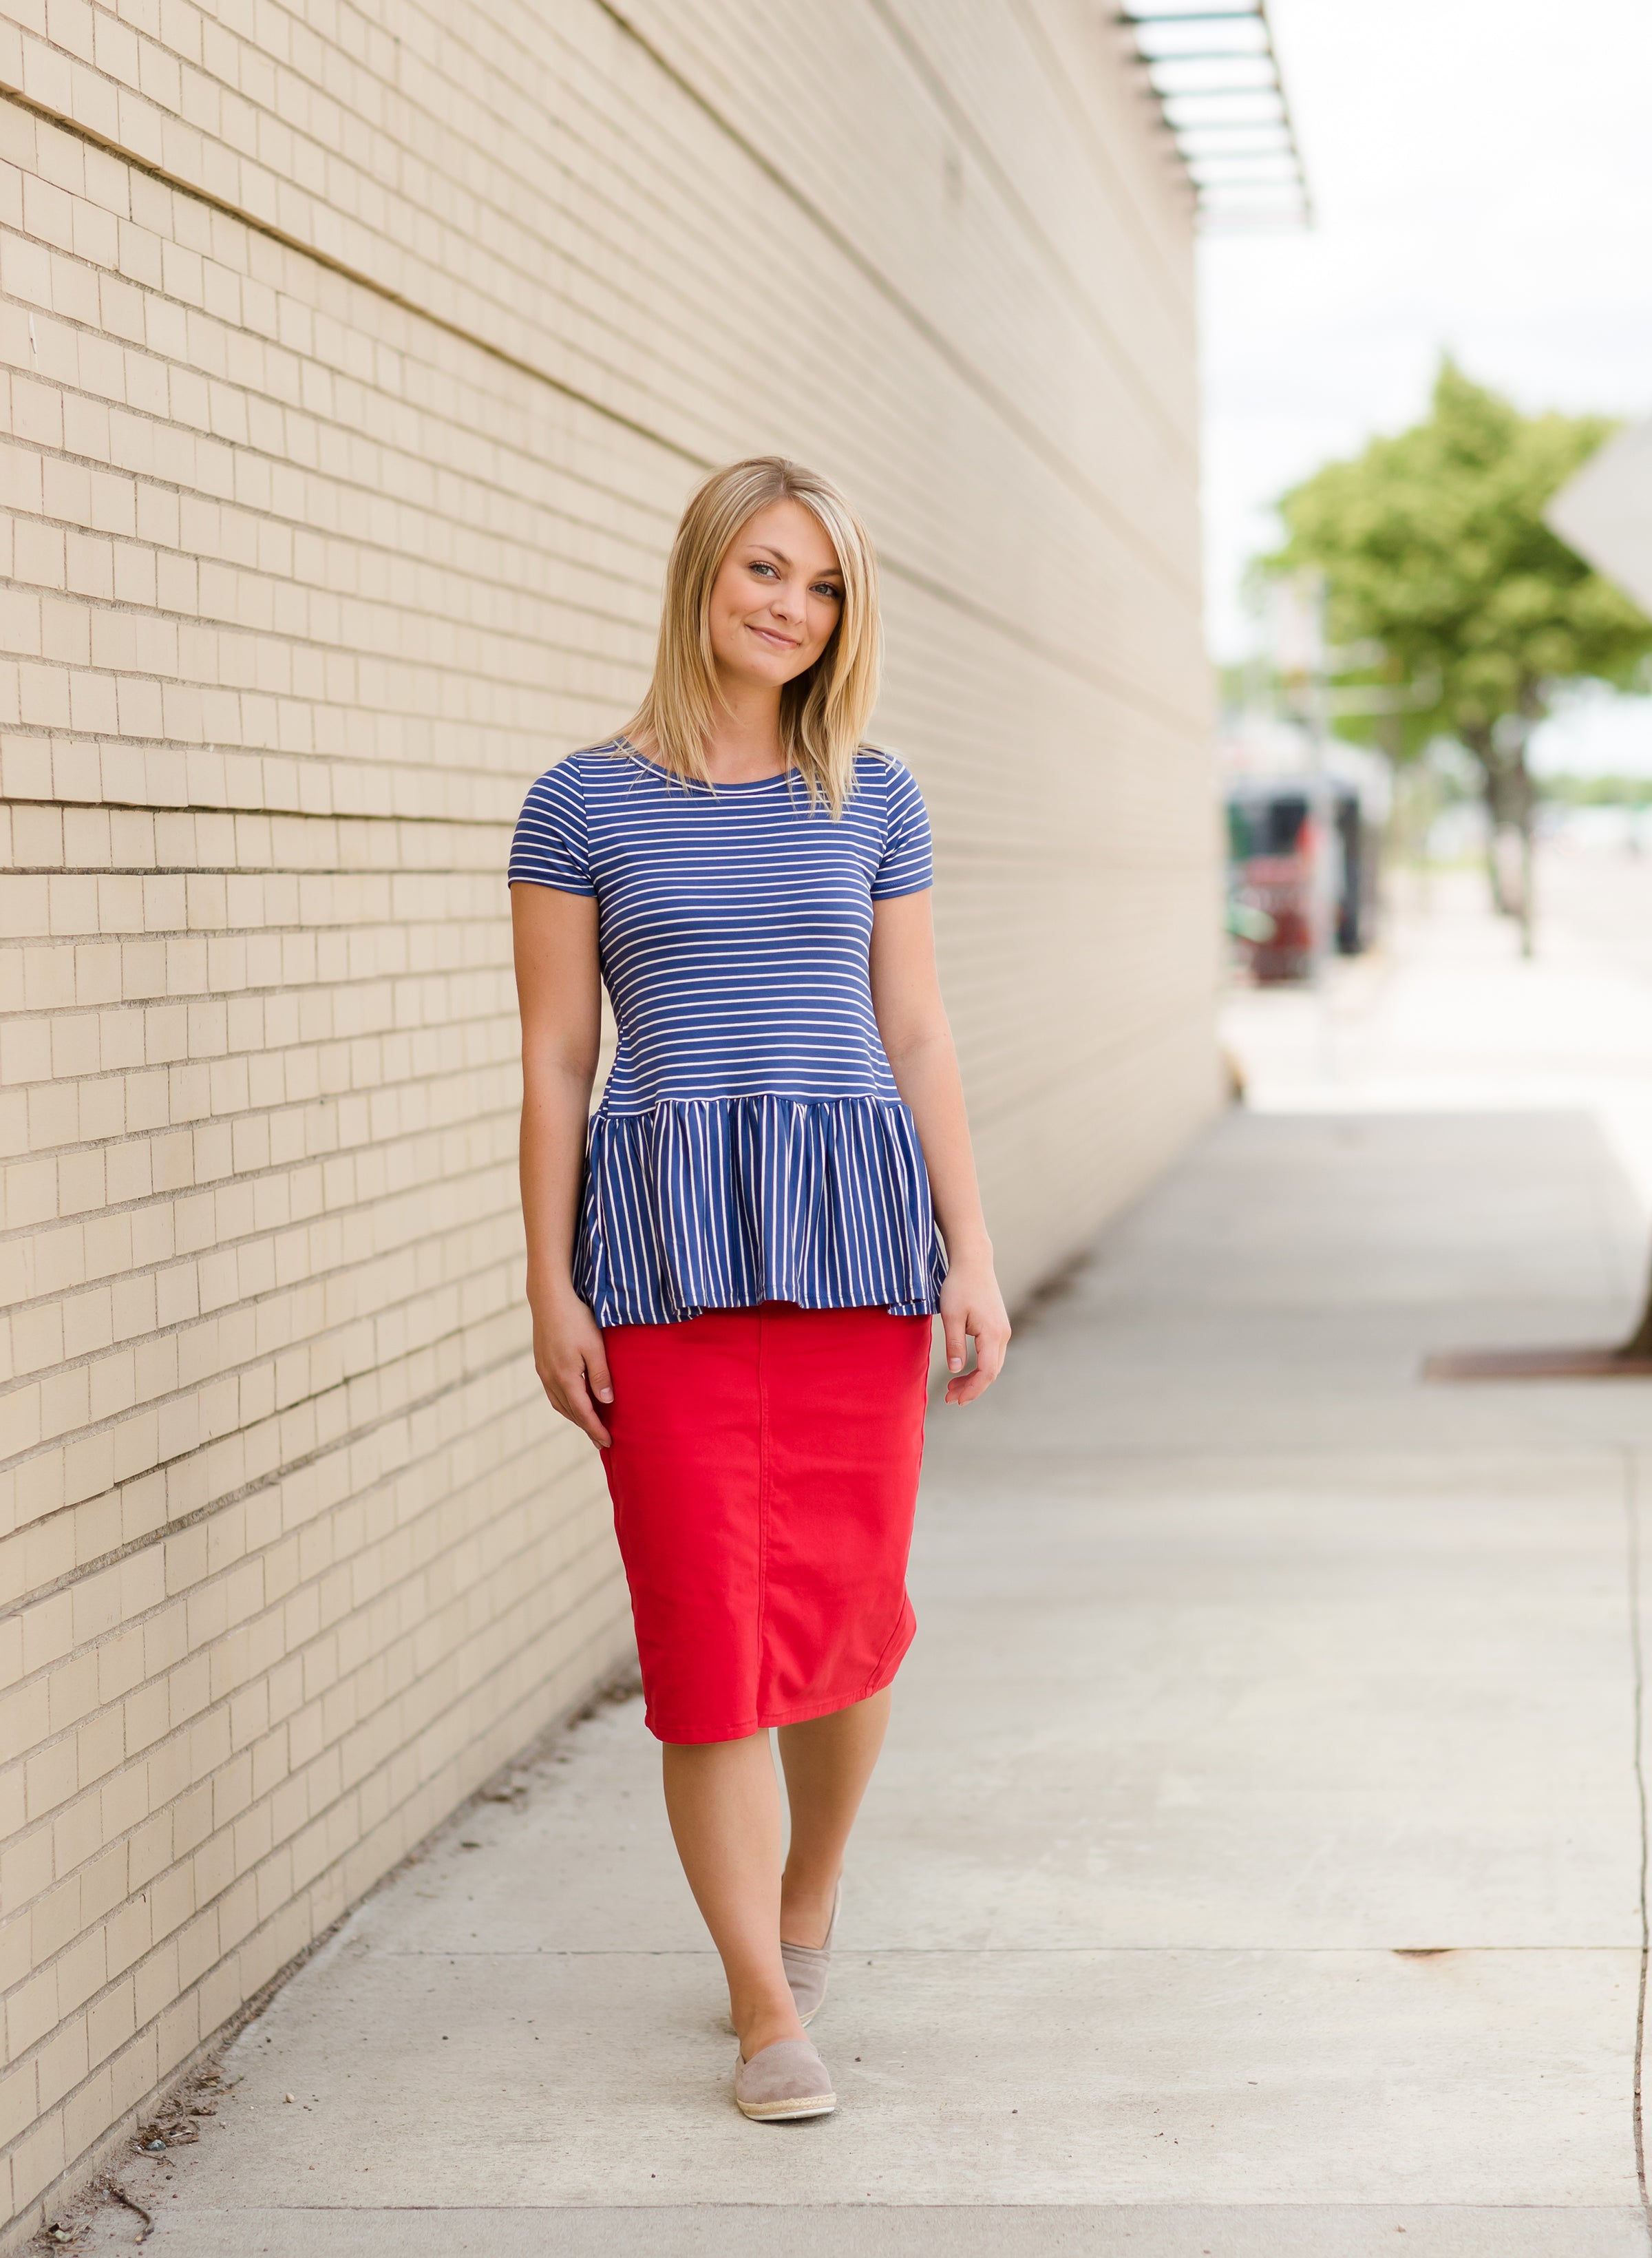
754, 1300, 773, 1709
860, 1592, 917, 1700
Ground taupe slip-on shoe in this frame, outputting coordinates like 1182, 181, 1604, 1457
721, 1883, 843, 2034
734, 2038, 836, 2122
780, 1882, 840, 2027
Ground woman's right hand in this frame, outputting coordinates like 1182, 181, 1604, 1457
530, 1283, 614, 1448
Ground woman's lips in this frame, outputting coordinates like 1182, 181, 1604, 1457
748, 624, 799, 649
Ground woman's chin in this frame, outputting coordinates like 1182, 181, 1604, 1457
718, 653, 810, 690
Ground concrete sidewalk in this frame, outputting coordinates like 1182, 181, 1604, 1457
78, 1106, 1652, 2256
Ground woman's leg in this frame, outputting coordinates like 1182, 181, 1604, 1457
661, 1733, 805, 2060
776, 1688, 892, 1948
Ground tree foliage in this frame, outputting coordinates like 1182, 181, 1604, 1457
1267, 360, 1652, 778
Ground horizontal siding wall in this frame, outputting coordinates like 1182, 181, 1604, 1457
0, 0, 1219, 2233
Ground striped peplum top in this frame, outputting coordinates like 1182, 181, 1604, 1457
507, 740, 946, 1327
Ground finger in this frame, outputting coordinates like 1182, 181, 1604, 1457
586, 1340, 614, 1406
942, 1308, 968, 1376
975, 1324, 1009, 1384
946, 1323, 1008, 1404
549, 1371, 612, 1450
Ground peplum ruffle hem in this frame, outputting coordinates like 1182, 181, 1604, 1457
575, 1095, 946, 1327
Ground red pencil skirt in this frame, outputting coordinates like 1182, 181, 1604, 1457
600, 1300, 933, 1744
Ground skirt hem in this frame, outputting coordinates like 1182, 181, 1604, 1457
644, 1602, 916, 1747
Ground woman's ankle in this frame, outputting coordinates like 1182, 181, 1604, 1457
778, 1869, 839, 1950
733, 1993, 806, 2060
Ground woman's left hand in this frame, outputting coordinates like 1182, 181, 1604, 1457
939, 1255, 1011, 1406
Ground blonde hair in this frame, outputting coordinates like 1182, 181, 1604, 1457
621, 456, 881, 816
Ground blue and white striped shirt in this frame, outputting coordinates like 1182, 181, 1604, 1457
509, 741, 945, 1326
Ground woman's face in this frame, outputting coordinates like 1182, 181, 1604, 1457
706, 498, 844, 695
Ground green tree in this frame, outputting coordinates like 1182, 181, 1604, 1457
1267, 359, 1652, 949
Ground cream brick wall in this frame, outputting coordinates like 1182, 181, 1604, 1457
0, 0, 1219, 2233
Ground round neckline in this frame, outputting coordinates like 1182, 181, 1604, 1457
613, 735, 799, 790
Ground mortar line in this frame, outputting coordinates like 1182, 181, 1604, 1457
1624, 1445, 1651, 2236
0, 1338, 536, 1625
858, 0, 1195, 461
584, 0, 1196, 598
0, 792, 509, 825
0, 80, 1209, 712
0, 78, 706, 474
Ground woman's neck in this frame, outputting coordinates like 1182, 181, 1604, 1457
700, 677, 788, 783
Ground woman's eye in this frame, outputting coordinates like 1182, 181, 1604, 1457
749, 560, 778, 578
814, 584, 843, 602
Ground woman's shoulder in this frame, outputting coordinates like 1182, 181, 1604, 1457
854, 744, 918, 790
522, 739, 635, 801
554, 737, 635, 777
854, 745, 927, 813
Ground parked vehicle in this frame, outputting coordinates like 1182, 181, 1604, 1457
1226, 778, 1379, 982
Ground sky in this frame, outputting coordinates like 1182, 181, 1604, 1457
1196, 0, 1652, 768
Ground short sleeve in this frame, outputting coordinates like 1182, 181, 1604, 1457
509, 761, 595, 896
869, 761, 933, 899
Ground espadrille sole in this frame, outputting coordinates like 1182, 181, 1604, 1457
736, 2087, 836, 2122
733, 2037, 836, 2120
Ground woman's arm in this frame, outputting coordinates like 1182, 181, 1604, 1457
869, 889, 1010, 1405
511, 883, 614, 1447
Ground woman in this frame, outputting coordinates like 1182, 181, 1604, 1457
509, 456, 1009, 2122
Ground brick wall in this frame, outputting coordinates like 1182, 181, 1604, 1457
0, 0, 1219, 2233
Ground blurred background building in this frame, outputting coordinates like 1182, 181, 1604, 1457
0, 4, 1225, 2228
